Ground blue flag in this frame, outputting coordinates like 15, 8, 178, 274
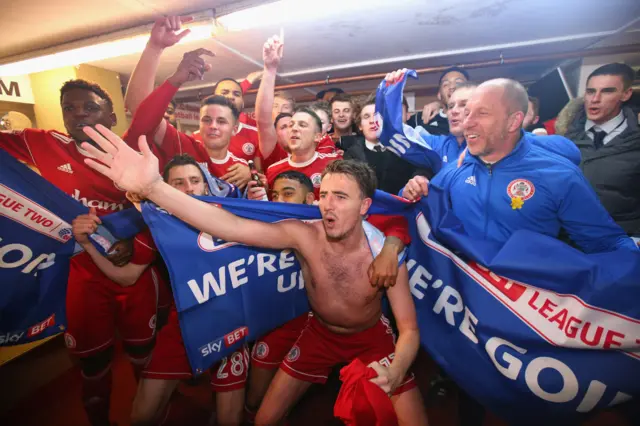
0, 149, 239, 347
0, 148, 83, 345
141, 198, 316, 374
375, 70, 443, 173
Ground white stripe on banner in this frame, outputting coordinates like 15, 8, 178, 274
0, 183, 72, 243
413, 212, 640, 359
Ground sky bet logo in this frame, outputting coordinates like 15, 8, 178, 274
199, 326, 249, 357
0, 314, 56, 345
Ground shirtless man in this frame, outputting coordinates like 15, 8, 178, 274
80, 125, 429, 426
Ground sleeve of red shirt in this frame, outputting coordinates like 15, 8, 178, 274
151, 123, 189, 169
123, 80, 179, 149
130, 228, 157, 266
240, 79, 252, 94
0, 129, 37, 165
367, 214, 411, 246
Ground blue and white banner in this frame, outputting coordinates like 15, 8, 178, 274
408, 187, 640, 424
2, 146, 640, 423
143, 189, 639, 424
141, 198, 316, 374
0, 149, 237, 347
0, 148, 82, 345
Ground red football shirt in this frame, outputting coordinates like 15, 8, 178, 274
316, 134, 338, 154
260, 144, 289, 172
192, 115, 259, 162
228, 122, 259, 161
266, 152, 342, 199
0, 129, 128, 216
131, 228, 158, 266
240, 112, 257, 127
156, 124, 247, 178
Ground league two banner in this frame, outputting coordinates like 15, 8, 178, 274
0, 148, 82, 345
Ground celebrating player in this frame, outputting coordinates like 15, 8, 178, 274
78, 123, 430, 425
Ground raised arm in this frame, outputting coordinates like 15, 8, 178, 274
256, 36, 284, 158
81, 125, 309, 251
241, 70, 264, 93
125, 16, 191, 114
127, 48, 214, 148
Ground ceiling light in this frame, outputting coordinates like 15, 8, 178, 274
216, 0, 396, 31
0, 11, 215, 77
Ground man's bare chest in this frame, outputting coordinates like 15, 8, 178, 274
309, 248, 377, 301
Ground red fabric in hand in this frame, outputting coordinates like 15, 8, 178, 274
334, 359, 398, 426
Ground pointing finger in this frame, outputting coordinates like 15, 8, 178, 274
190, 48, 215, 58
175, 28, 191, 42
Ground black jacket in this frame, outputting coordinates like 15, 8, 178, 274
565, 106, 640, 236
343, 137, 434, 195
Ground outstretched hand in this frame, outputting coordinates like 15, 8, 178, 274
263, 35, 284, 71
149, 16, 193, 49
81, 124, 163, 197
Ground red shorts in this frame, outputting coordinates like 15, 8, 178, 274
142, 304, 249, 392
251, 314, 310, 369
210, 344, 250, 392
281, 315, 416, 396
64, 253, 158, 357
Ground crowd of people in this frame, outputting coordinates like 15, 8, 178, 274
1, 15, 639, 426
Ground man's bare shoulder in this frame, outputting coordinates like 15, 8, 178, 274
278, 218, 322, 242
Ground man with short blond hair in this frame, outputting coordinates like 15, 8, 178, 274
272, 90, 295, 121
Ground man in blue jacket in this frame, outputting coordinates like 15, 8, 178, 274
391, 73, 636, 426
396, 75, 636, 253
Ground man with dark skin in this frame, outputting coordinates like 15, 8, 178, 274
0, 80, 155, 426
